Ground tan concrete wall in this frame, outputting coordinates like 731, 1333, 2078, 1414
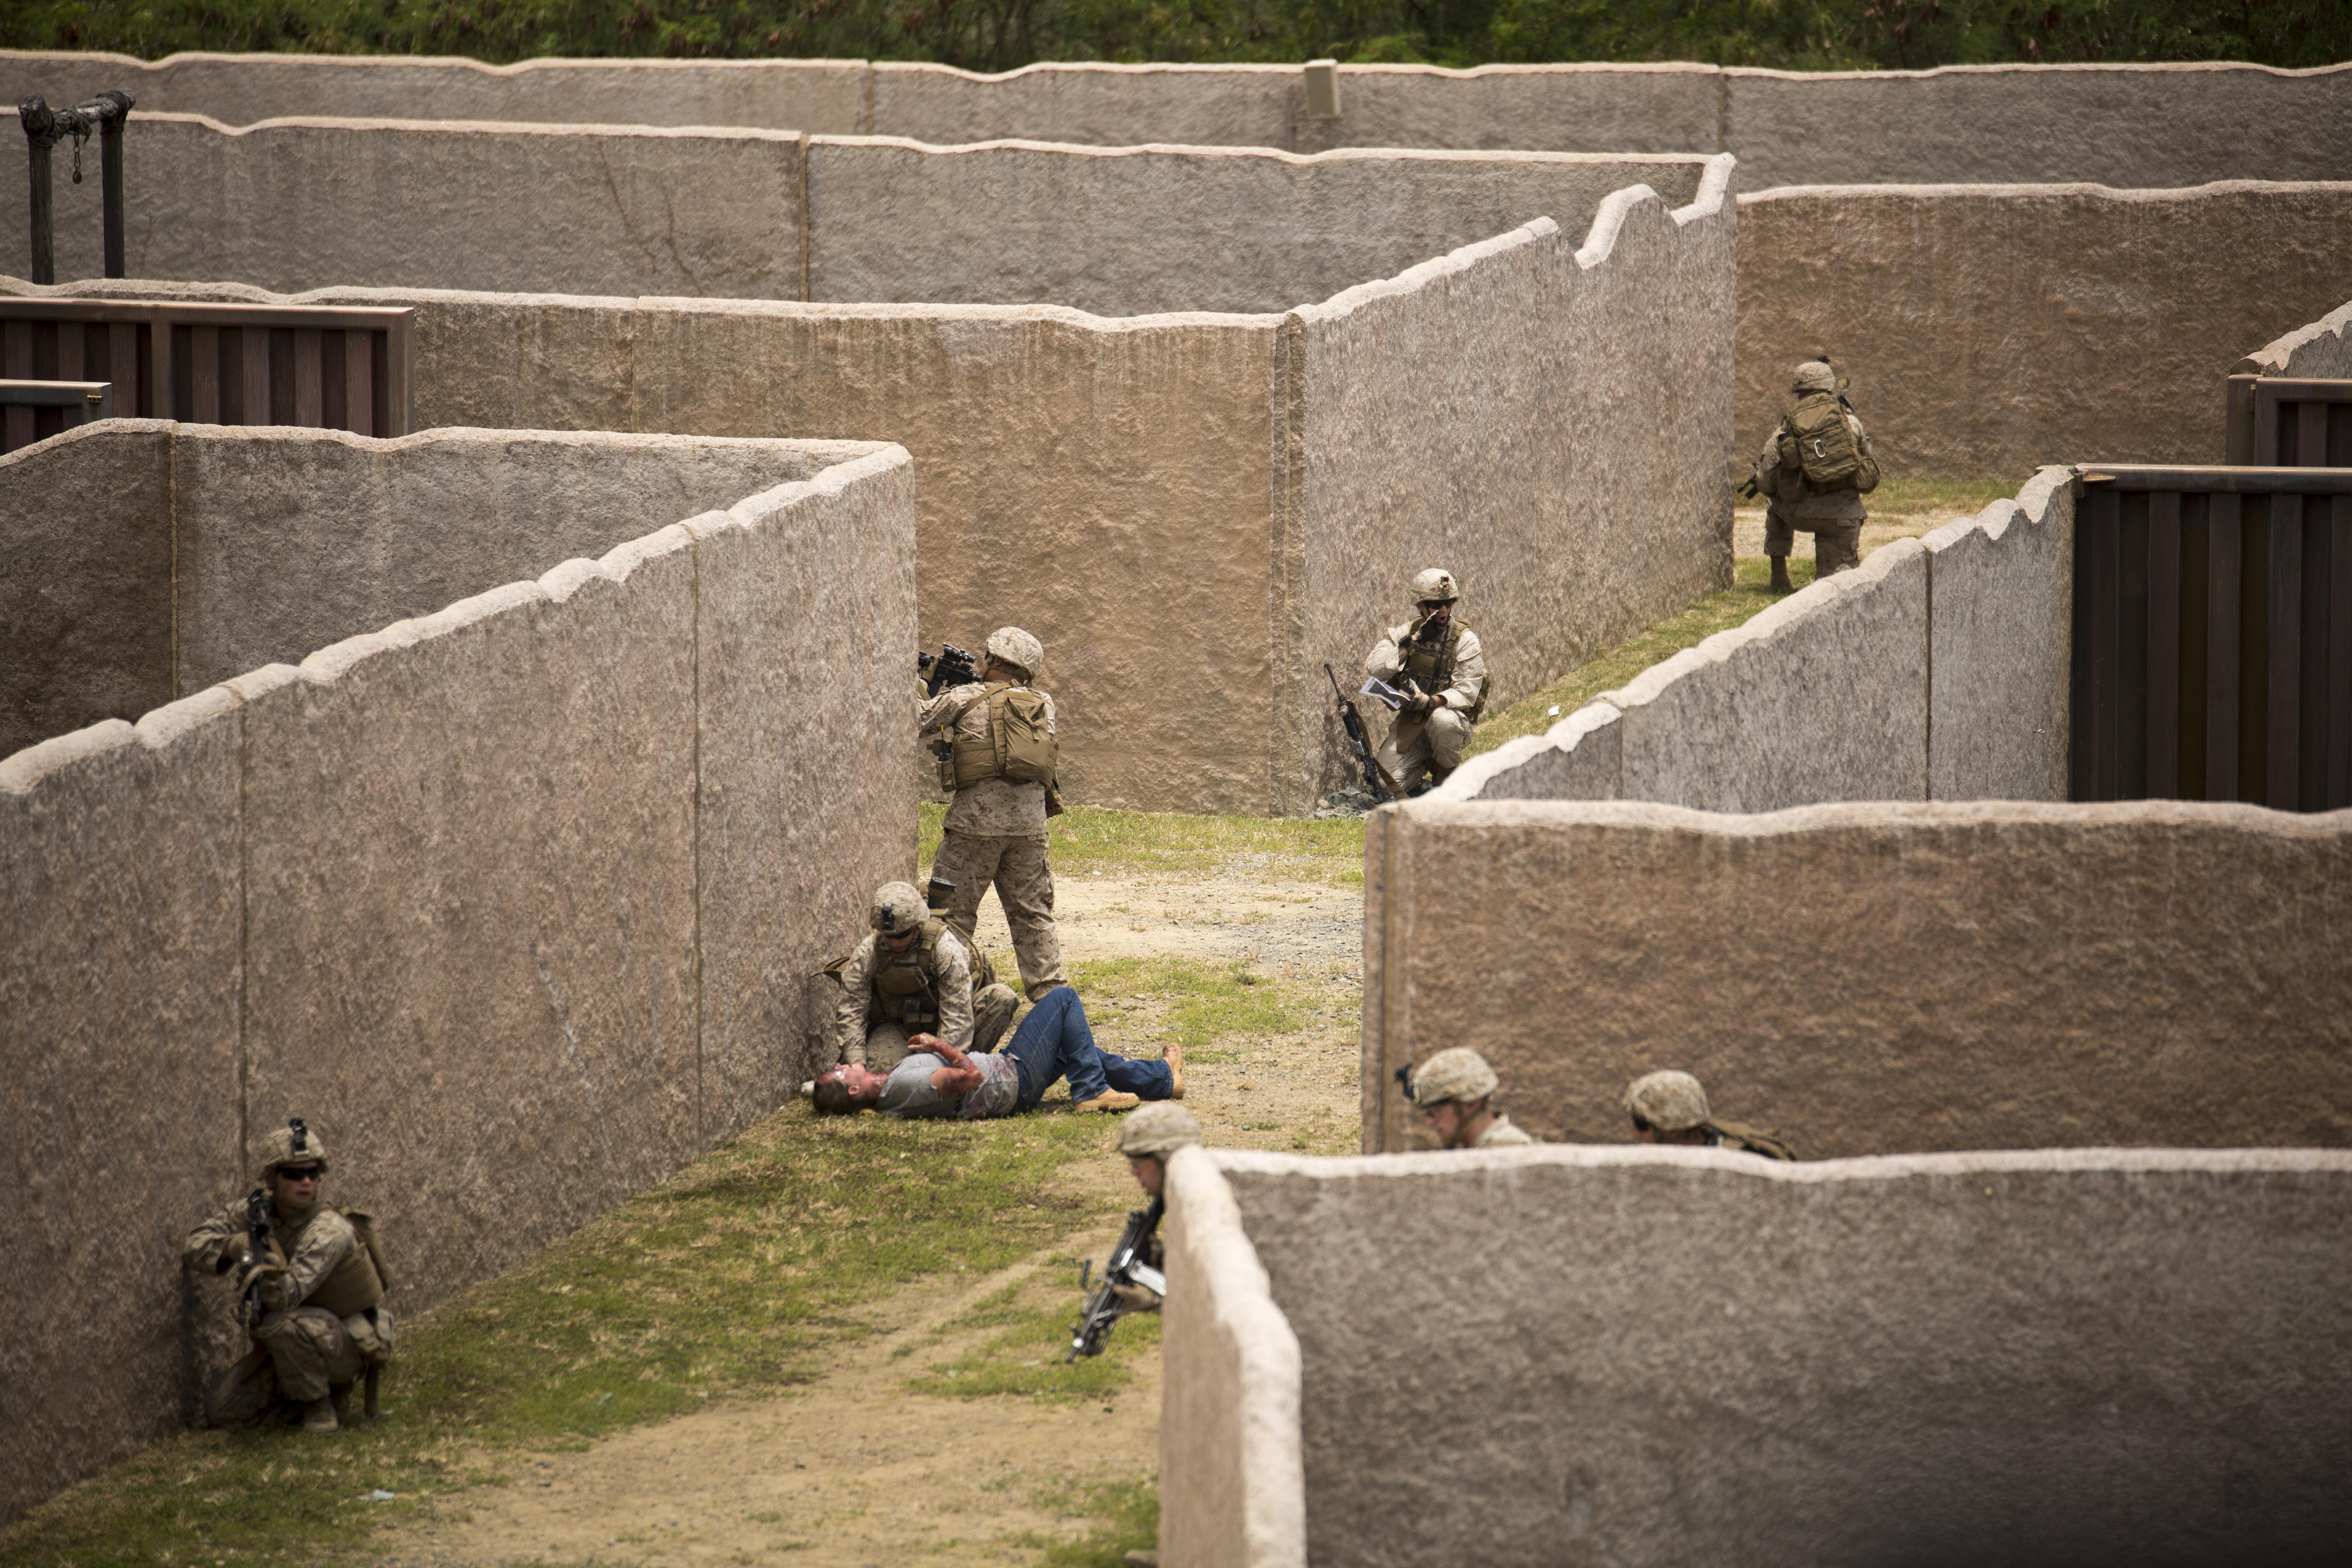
19, 51, 2346, 188
1444, 467, 2074, 810
1737, 180, 2352, 478
1361, 798, 2352, 1157
2243, 296, 2352, 379
808, 139, 1708, 317
0, 419, 175, 757
1280, 164, 1735, 811
0, 444, 915, 1523
1172, 1145, 2352, 1567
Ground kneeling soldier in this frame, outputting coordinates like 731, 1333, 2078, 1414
1365, 568, 1488, 795
1753, 359, 1880, 592
181, 1119, 394, 1433
831, 880, 1018, 1075
1410, 1047, 1534, 1149
1624, 1070, 1796, 1159
1109, 1103, 1203, 1313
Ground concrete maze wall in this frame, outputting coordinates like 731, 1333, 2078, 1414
0, 434, 918, 1521
1160, 1145, 2352, 1568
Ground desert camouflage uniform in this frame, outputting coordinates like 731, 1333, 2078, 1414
831, 923, 1016, 1074
1473, 1115, 1535, 1148
182, 1202, 387, 1423
1365, 621, 1488, 788
919, 680, 1066, 998
1757, 408, 1875, 577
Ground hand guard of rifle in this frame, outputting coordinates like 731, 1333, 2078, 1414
1067, 1198, 1165, 1361
242, 1187, 273, 1328
919, 644, 978, 698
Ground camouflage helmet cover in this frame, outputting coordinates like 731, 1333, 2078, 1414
1411, 1047, 1499, 1107
871, 880, 928, 936
257, 1118, 329, 1178
1625, 1070, 1710, 1132
985, 626, 1045, 679
1410, 568, 1460, 604
1118, 1102, 1203, 1158
1791, 360, 1838, 393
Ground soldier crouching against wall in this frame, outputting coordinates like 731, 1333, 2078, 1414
180, 1119, 394, 1434
1410, 1047, 1535, 1149
1365, 568, 1488, 795
1624, 1070, 1797, 1160
1754, 359, 1882, 593
1110, 1103, 1203, 1313
919, 626, 1068, 1002
829, 879, 1019, 1076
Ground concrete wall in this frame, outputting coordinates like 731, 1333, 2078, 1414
1444, 467, 2071, 810
1164, 1145, 2352, 1568
11, 51, 2350, 187
1278, 164, 1735, 811
1737, 180, 2352, 477
2242, 296, 2352, 379
1360, 797, 2352, 1158
0, 443, 916, 1523
0, 422, 855, 757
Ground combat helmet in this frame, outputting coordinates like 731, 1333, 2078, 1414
871, 881, 927, 937
1410, 1047, 1499, 1107
1410, 568, 1460, 605
1118, 1103, 1203, 1158
256, 1116, 329, 1178
1790, 360, 1838, 394
985, 626, 1044, 681
1624, 1070, 1710, 1132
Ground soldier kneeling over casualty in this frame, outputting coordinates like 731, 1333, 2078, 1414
812, 987, 1183, 1120
1624, 1070, 1797, 1159
180, 1119, 394, 1434
1753, 359, 1881, 593
827, 878, 1018, 1077
1411, 1047, 1535, 1149
1365, 568, 1487, 795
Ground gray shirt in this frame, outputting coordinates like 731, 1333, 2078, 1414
878, 1050, 1023, 1121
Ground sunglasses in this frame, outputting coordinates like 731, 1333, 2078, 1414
277, 1165, 323, 1181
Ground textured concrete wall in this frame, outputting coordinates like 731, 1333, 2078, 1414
19, 52, 2347, 189
1925, 466, 2074, 802
808, 140, 1709, 316
0, 113, 805, 299
1181, 1145, 2352, 1568
2242, 296, 2352, 379
0, 420, 176, 757
0, 694, 246, 1526
1158, 1145, 1305, 1568
1280, 164, 1734, 811
1737, 181, 2352, 477
1361, 799, 2352, 1157
0, 444, 915, 1523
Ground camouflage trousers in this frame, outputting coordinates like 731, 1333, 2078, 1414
1378, 707, 1474, 788
933, 831, 1066, 1000
1763, 509, 1863, 575
858, 982, 1019, 1072
206, 1307, 366, 1423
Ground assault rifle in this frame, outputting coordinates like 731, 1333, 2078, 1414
1067, 1198, 1166, 1361
241, 1186, 273, 1328
918, 644, 978, 698
1326, 664, 1398, 801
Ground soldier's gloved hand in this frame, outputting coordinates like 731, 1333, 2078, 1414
234, 1259, 286, 1295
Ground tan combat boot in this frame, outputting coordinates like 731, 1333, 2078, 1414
1074, 1091, 1141, 1112
300, 1397, 339, 1434
1164, 1042, 1186, 1100
1770, 556, 1794, 593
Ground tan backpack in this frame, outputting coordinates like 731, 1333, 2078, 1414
1778, 393, 1879, 496
947, 683, 1058, 791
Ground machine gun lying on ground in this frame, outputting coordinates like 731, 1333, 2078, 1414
1067, 1197, 1166, 1361
918, 643, 978, 697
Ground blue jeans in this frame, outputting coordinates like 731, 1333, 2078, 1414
1005, 987, 1175, 1109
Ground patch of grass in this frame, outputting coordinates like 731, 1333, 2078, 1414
1468, 556, 1813, 758
1071, 956, 1320, 1049
909, 1288, 1160, 1403
0, 1109, 1134, 1568
920, 802, 1365, 887
1007, 1478, 1160, 1568
1864, 476, 2020, 515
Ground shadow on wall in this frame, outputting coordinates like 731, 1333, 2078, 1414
0, 434, 918, 1523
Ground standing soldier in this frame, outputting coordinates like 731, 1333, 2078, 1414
1365, 568, 1488, 795
1753, 359, 1881, 592
920, 626, 1067, 1000
830, 879, 1019, 1075
1409, 1047, 1535, 1149
180, 1119, 394, 1433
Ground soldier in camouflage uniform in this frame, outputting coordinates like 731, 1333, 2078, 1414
1624, 1070, 1797, 1160
830, 880, 1018, 1076
1409, 1047, 1534, 1149
1107, 1103, 1202, 1313
1753, 360, 1881, 592
1365, 568, 1488, 795
181, 1120, 394, 1433
918, 626, 1068, 1000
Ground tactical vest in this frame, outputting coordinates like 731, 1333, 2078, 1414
304, 1210, 390, 1316
1400, 621, 1487, 721
868, 920, 996, 1033
944, 682, 1058, 791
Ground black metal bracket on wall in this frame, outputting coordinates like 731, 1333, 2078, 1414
18, 89, 134, 286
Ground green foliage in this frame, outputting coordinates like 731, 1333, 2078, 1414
6, 0, 2344, 73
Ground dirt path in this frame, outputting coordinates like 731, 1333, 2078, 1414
377, 869, 1365, 1566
